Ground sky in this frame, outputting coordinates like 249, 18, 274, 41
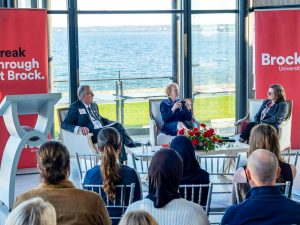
50, 0, 236, 27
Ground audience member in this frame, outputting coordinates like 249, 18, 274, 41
160, 83, 193, 136
6, 197, 56, 225
13, 141, 111, 225
83, 127, 142, 225
222, 149, 300, 225
170, 135, 210, 205
61, 85, 140, 162
232, 124, 296, 203
237, 84, 288, 143
119, 210, 158, 225
124, 149, 209, 225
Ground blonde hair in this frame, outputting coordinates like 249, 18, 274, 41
119, 211, 159, 225
6, 197, 56, 225
98, 127, 121, 201
248, 124, 282, 161
165, 83, 179, 97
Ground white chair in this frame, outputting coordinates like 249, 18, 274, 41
57, 108, 98, 186
149, 98, 200, 146
280, 151, 299, 167
206, 182, 233, 224
235, 99, 293, 150
75, 153, 102, 183
57, 108, 97, 154
179, 184, 212, 213
82, 183, 135, 223
234, 181, 291, 204
196, 155, 241, 176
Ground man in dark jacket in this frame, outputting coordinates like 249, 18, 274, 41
61, 85, 140, 162
222, 149, 300, 225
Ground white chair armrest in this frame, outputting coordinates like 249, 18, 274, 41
149, 118, 157, 146
60, 129, 97, 155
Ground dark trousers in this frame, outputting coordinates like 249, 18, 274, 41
240, 122, 258, 141
91, 122, 133, 163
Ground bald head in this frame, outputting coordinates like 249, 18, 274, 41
246, 149, 279, 186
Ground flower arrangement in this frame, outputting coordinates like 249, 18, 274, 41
177, 123, 226, 152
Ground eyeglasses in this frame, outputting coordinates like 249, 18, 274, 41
85, 92, 94, 96
267, 91, 275, 95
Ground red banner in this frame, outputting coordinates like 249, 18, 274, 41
0, 9, 48, 168
255, 10, 300, 148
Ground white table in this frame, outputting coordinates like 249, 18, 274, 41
126, 141, 249, 158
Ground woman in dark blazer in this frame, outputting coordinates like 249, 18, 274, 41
239, 84, 288, 142
160, 83, 193, 136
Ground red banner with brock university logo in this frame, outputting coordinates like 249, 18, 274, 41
255, 10, 300, 148
0, 9, 48, 168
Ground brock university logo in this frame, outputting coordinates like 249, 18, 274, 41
261, 52, 300, 72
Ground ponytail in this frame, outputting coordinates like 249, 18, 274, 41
98, 128, 122, 200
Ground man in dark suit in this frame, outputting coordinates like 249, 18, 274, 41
61, 85, 140, 162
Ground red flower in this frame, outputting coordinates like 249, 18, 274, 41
193, 128, 199, 132
194, 131, 200, 136
200, 123, 206, 128
212, 136, 218, 142
218, 139, 224, 143
177, 128, 185, 135
204, 142, 208, 146
203, 131, 211, 138
188, 131, 195, 136
191, 138, 199, 146
208, 128, 215, 134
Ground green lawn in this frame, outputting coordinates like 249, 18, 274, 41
54, 95, 235, 135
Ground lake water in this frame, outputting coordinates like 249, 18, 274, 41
51, 27, 235, 93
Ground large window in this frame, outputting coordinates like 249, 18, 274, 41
191, 11, 237, 135
14, 0, 239, 134
77, 14, 174, 127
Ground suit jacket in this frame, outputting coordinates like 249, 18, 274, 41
61, 100, 112, 133
14, 180, 112, 225
254, 99, 288, 130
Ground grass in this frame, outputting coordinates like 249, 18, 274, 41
54, 95, 235, 135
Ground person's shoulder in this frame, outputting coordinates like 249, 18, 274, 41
15, 187, 40, 205
160, 98, 170, 105
69, 100, 82, 109
91, 102, 98, 108
126, 198, 151, 211
83, 165, 101, 184
86, 165, 101, 176
120, 164, 136, 173
223, 202, 242, 217
171, 198, 202, 210
120, 165, 139, 179
277, 101, 288, 107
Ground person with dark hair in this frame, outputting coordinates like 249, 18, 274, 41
160, 83, 193, 136
237, 84, 288, 143
13, 141, 111, 225
124, 149, 209, 225
83, 127, 142, 225
61, 85, 140, 162
170, 136, 210, 205
222, 149, 300, 225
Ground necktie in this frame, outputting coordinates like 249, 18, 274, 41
87, 107, 102, 125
